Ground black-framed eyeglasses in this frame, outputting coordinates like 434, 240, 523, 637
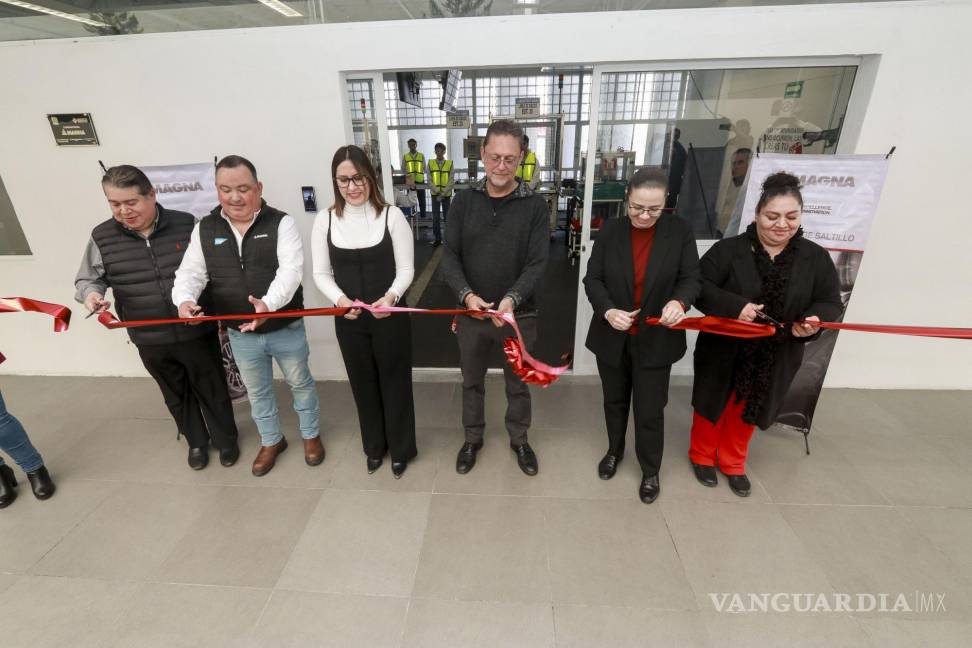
626, 203, 673, 217
335, 175, 366, 188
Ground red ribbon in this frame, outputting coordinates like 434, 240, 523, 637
96, 301, 571, 387
0, 297, 72, 364
644, 315, 972, 340
643, 316, 775, 339
1, 297, 72, 332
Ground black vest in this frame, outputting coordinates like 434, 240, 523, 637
327, 206, 400, 306
199, 202, 303, 333
92, 205, 215, 346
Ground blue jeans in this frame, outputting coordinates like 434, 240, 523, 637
0, 389, 44, 473
227, 319, 320, 446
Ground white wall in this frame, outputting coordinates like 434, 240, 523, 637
1, 1, 970, 389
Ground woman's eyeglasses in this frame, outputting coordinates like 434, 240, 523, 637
627, 203, 673, 217
335, 175, 366, 188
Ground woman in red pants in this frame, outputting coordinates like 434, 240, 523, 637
689, 172, 842, 496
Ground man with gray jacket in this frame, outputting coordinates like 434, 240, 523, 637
440, 119, 549, 476
75, 165, 239, 471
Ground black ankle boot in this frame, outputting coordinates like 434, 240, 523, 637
26, 466, 56, 500
0, 464, 18, 508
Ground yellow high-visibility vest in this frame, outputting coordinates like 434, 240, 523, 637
429, 159, 453, 196
515, 150, 538, 182
404, 152, 425, 182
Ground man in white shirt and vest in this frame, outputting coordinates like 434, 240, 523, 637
172, 155, 323, 477
515, 134, 540, 191
428, 142, 454, 247
403, 138, 427, 220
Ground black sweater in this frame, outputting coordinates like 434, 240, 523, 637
440, 178, 549, 316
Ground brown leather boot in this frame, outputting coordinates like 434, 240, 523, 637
251, 438, 288, 477
303, 436, 325, 466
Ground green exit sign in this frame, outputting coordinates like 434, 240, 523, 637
784, 81, 804, 99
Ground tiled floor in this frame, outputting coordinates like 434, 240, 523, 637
0, 375, 970, 647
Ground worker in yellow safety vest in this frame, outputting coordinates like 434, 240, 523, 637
515, 134, 540, 191
403, 138, 427, 219
428, 142, 454, 247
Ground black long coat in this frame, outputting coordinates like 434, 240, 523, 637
584, 214, 701, 369
691, 233, 842, 429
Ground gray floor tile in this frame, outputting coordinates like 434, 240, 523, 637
544, 498, 696, 609
403, 598, 555, 648
554, 605, 710, 648
0, 478, 117, 572
857, 617, 972, 648
701, 611, 872, 647
412, 493, 551, 603
0, 572, 20, 594
106, 582, 270, 648
779, 504, 972, 620
245, 589, 408, 648
662, 500, 835, 610
30, 482, 219, 579
897, 506, 972, 582
154, 485, 320, 587
277, 489, 431, 596
0, 575, 139, 648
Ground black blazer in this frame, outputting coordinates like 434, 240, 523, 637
691, 233, 843, 429
583, 215, 701, 369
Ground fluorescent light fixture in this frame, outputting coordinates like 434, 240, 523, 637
0, 0, 108, 27
256, 0, 303, 18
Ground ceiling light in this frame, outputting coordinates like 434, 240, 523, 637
0, 0, 108, 28
256, 0, 302, 18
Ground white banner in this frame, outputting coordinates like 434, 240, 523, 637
140, 162, 216, 219
739, 153, 888, 252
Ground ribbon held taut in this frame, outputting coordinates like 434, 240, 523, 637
643, 315, 972, 340
96, 301, 571, 387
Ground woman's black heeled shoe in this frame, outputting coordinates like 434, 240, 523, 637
26, 466, 56, 500
391, 461, 407, 479
0, 464, 18, 509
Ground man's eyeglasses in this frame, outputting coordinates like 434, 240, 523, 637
627, 203, 672, 217
335, 175, 366, 188
485, 154, 519, 168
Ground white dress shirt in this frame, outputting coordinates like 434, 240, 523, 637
311, 202, 414, 304
172, 209, 304, 312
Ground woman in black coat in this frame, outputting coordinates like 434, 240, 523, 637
583, 168, 701, 504
689, 172, 842, 497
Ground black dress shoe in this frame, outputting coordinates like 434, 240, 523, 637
511, 442, 538, 476
26, 466, 56, 500
0, 464, 18, 509
692, 463, 718, 487
219, 444, 240, 467
391, 461, 407, 479
639, 473, 660, 504
188, 447, 209, 471
598, 453, 620, 480
727, 474, 751, 498
367, 457, 383, 474
455, 442, 482, 474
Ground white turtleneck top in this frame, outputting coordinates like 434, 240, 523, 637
311, 202, 414, 305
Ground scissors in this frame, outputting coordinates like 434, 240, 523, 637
755, 311, 784, 328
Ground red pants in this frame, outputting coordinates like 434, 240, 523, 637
688, 398, 756, 475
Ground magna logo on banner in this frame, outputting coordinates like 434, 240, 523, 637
155, 182, 205, 194
799, 175, 856, 188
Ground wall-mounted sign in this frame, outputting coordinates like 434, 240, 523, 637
48, 113, 99, 146
784, 81, 804, 99
515, 97, 541, 119
447, 110, 470, 129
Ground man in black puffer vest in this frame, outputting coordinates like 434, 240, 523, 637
173, 155, 322, 477
75, 165, 239, 471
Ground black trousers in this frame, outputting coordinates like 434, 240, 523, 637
595, 334, 672, 477
431, 195, 451, 243
455, 315, 537, 446
416, 189, 427, 219
137, 330, 239, 450
335, 312, 417, 463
